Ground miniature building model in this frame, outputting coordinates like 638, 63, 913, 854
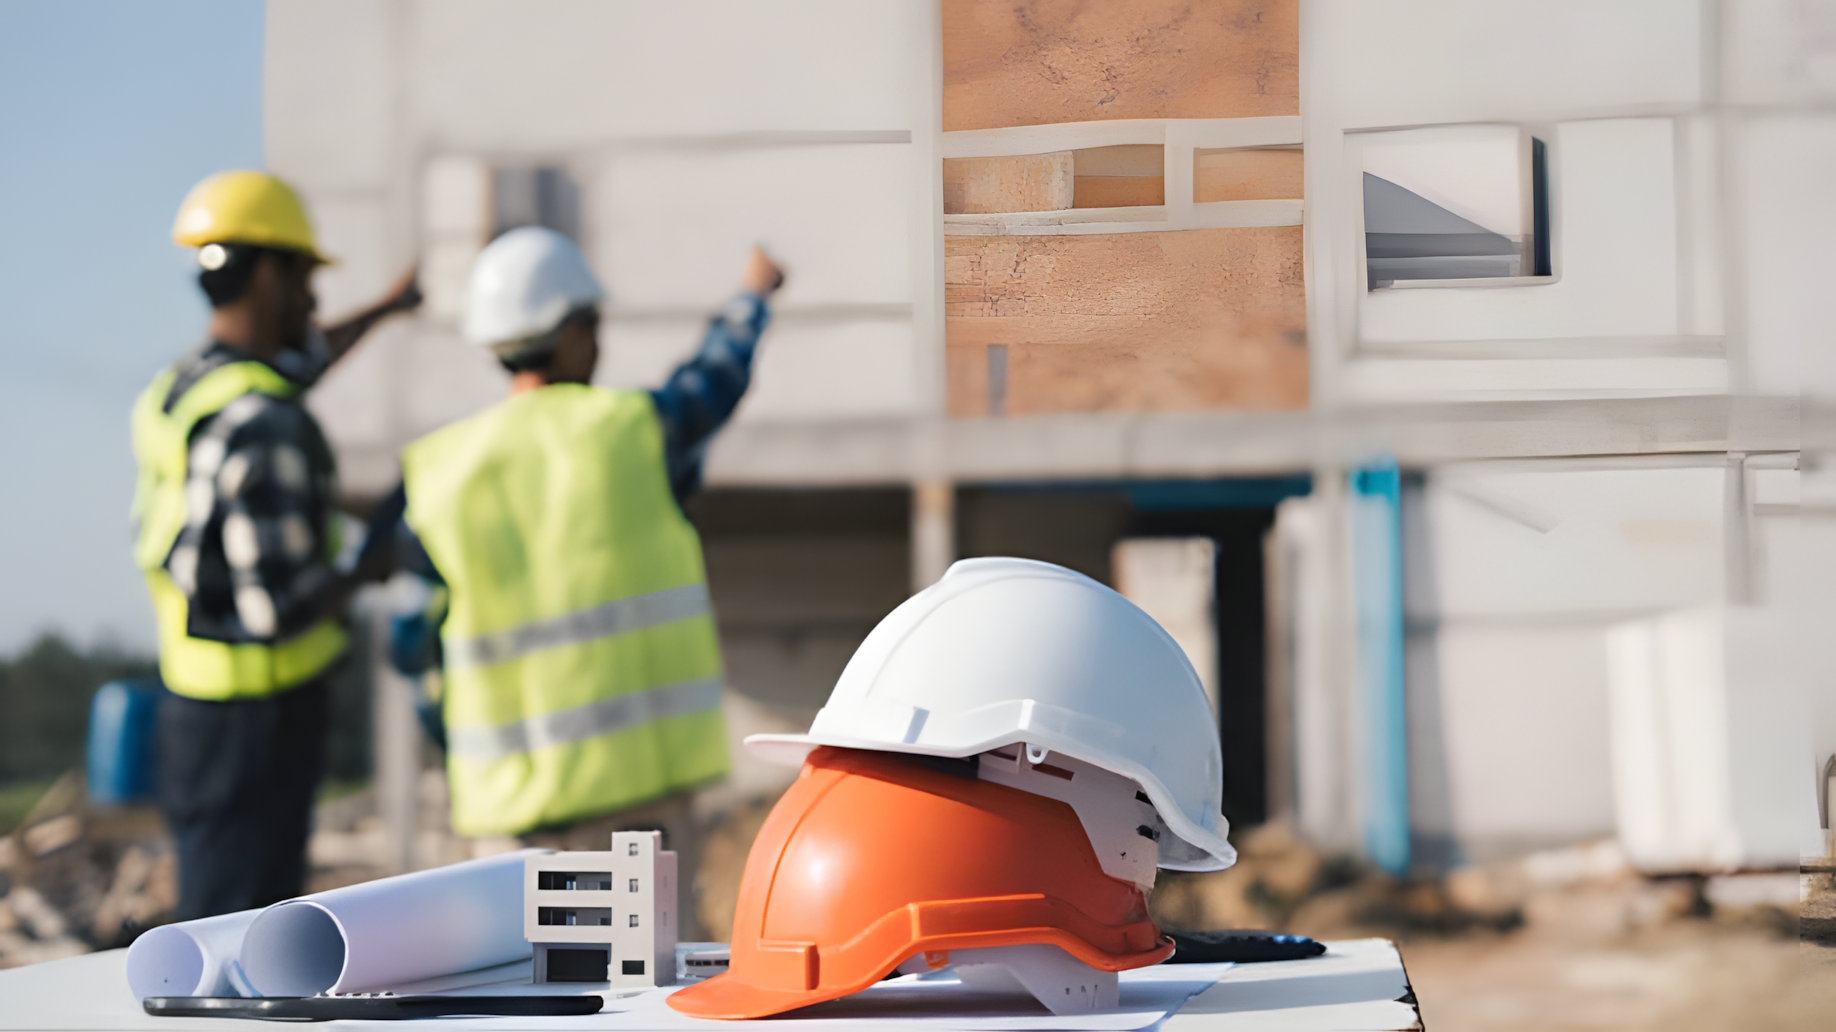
525, 831, 677, 985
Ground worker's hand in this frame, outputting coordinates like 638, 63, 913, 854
380, 265, 424, 315
741, 246, 785, 296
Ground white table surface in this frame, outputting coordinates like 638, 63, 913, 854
0, 938, 1419, 1031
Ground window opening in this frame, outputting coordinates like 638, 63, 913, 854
492, 166, 580, 242
1360, 125, 1549, 288
1530, 137, 1551, 278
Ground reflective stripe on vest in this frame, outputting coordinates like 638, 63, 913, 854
401, 384, 730, 837
447, 675, 723, 762
129, 361, 348, 700
443, 583, 711, 670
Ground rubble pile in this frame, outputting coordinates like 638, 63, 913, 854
1804, 859, 1836, 944
1152, 825, 1799, 946
0, 772, 175, 969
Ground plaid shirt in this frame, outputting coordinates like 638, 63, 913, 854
161, 344, 341, 644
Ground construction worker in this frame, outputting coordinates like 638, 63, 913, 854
132, 171, 420, 919
384, 226, 783, 933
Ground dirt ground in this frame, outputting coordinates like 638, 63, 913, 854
1403, 917, 1820, 1031
1151, 824, 1821, 1032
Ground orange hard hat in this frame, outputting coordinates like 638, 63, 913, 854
667, 747, 1173, 1019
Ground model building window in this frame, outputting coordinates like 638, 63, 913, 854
1360, 125, 1550, 288
493, 166, 580, 241
538, 871, 611, 890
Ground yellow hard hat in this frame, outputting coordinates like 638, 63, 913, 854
171, 170, 333, 263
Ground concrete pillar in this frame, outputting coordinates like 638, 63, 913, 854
911, 480, 955, 592
1112, 537, 1220, 713
365, 589, 419, 875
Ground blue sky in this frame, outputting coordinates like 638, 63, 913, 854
0, 0, 264, 653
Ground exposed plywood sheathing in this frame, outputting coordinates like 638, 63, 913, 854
943, 0, 1300, 131
1074, 178, 1167, 208
945, 228, 1308, 416
1072, 144, 1165, 208
1195, 147, 1304, 202
943, 152, 1074, 214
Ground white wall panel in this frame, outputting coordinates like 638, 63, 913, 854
1302, 0, 1702, 128
406, 0, 926, 147
265, 0, 398, 190
1416, 465, 1725, 619
597, 318, 920, 425
591, 144, 913, 312
732, 320, 920, 422
304, 194, 398, 322
1429, 623, 1616, 854
1607, 607, 1803, 871
1739, 114, 1831, 398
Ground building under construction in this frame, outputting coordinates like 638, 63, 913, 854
271, 0, 1823, 889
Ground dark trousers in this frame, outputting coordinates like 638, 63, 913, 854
157, 676, 330, 921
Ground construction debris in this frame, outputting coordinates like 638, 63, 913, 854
0, 771, 175, 968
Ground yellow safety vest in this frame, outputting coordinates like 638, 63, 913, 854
130, 361, 348, 700
401, 384, 730, 836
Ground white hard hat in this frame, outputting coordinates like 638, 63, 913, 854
746, 557, 1235, 871
463, 226, 605, 350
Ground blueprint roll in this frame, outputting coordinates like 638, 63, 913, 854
126, 909, 262, 999
237, 850, 538, 997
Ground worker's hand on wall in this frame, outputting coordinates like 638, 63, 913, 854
741, 246, 785, 296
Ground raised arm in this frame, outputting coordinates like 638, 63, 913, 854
321, 266, 423, 366
649, 248, 784, 501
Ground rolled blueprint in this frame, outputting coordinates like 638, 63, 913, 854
238, 850, 536, 996
126, 908, 261, 999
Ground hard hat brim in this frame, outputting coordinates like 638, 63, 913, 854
176, 238, 337, 266
744, 731, 1237, 873
667, 927, 1172, 1020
